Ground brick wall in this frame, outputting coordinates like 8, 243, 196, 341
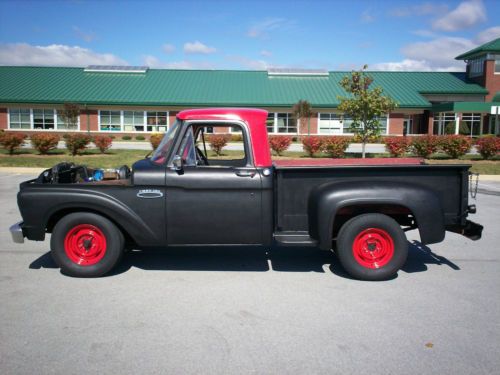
0, 108, 7, 130
484, 60, 500, 102
389, 113, 404, 135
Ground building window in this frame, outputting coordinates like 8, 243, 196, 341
468, 57, 485, 77
123, 111, 144, 132
99, 110, 121, 131
461, 113, 481, 136
277, 113, 297, 133
33, 109, 55, 130
146, 111, 168, 132
495, 58, 500, 73
8, 108, 31, 129
318, 113, 342, 134
266, 113, 297, 134
266, 113, 275, 133
56, 110, 79, 130
433, 113, 456, 135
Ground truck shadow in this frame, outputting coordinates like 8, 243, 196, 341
29, 240, 459, 278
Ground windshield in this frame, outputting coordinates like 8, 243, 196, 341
151, 120, 180, 164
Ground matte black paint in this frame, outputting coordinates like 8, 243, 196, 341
15, 119, 479, 250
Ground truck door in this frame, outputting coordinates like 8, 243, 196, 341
165, 123, 263, 245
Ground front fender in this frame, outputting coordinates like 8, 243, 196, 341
308, 181, 445, 250
19, 187, 161, 245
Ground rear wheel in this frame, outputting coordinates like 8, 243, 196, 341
336, 213, 408, 281
51, 212, 124, 277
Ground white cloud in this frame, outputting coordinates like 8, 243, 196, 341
360, 10, 375, 23
372, 36, 478, 71
183, 41, 216, 54
162, 44, 175, 54
401, 37, 475, 66
0, 43, 127, 67
475, 26, 500, 44
432, 0, 486, 31
260, 50, 272, 57
371, 59, 459, 72
226, 55, 270, 70
389, 3, 448, 17
247, 18, 293, 38
72, 26, 96, 42
142, 55, 214, 69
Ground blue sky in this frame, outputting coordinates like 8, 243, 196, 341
0, 0, 498, 71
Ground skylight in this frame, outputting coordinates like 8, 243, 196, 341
267, 68, 329, 76
84, 65, 149, 73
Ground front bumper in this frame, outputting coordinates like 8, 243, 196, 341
10, 221, 24, 244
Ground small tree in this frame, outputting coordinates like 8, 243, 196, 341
292, 99, 313, 136
58, 103, 80, 132
337, 65, 397, 158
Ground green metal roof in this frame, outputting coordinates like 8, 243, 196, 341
455, 38, 500, 60
431, 101, 500, 113
493, 91, 500, 102
0, 66, 488, 109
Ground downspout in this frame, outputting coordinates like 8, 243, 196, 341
85, 104, 90, 134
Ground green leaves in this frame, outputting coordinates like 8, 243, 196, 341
337, 66, 398, 157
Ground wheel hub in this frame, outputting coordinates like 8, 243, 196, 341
352, 228, 394, 269
64, 224, 107, 266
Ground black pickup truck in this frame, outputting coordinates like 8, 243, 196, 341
10, 108, 483, 280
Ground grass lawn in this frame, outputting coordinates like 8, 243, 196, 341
1, 148, 500, 174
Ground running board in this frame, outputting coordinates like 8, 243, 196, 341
273, 232, 318, 247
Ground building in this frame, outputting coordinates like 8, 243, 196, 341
1, 38, 499, 138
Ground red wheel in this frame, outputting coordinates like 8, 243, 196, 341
352, 228, 394, 269
51, 213, 124, 277
64, 224, 107, 266
336, 214, 408, 281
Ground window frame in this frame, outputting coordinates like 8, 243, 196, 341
7, 108, 80, 131
98, 110, 170, 133
266, 112, 298, 134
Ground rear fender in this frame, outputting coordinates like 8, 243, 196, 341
308, 181, 445, 250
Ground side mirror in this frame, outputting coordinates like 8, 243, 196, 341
172, 155, 183, 172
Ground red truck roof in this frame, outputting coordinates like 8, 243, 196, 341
177, 108, 272, 167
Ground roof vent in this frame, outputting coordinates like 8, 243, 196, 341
267, 68, 328, 76
84, 65, 149, 73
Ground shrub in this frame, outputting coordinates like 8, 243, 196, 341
0, 132, 27, 155
135, 135, 145, 141
65, 133, 91, 156
207, 134, 231, 156
475, 137, 500, 159
93, 135, 113, 153
301, 136, 324, 157
230, 134, 243, 142
110, 135, 116, 139
150, 133, 163, 149
268, 135, 292, 156
321, 136, 352, 158
122, 135, 132, 140
30, 133, 60, 154
411, 135, 440, 158
440, 135, 472, 159
384, 136, 411, 157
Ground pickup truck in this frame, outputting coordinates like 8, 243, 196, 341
10, 108, 483, 280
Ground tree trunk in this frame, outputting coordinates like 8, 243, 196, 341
362, 142, 366, 158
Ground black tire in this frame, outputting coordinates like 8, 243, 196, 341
336, 213, 408, 281
50, 212, 124, 277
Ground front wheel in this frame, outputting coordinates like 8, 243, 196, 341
336, 213, 408, 281
51, 212, 124, 277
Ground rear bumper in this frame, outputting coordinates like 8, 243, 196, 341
9, 221, 24, 244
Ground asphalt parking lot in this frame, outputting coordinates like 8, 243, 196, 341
1, 172, 499, 375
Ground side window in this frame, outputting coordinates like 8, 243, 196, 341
195, 124, 248, 167
178, 127, 197, 167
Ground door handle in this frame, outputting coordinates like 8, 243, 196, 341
235, 170, 256, 178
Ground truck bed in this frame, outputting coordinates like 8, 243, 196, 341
274, 163, 470, 236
